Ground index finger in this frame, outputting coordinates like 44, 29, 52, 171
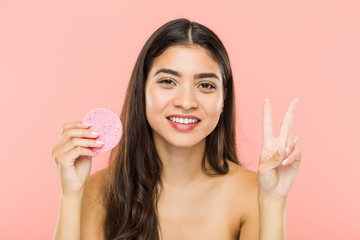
62, 121, 92, 135
278, 98, 299, 144
262, 99, 274, 141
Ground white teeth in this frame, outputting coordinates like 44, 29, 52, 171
168, 117, 199, 124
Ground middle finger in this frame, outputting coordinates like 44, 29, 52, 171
278, 98, 298, 144
285, 131, 297, 157
62, 137, 104, 154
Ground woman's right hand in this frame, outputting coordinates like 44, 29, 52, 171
51, 121, 104, 196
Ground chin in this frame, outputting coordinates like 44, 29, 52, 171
154, 131, 205, 148
168, 140, 202, 148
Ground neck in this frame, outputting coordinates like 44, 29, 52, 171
153, 132, 212, 188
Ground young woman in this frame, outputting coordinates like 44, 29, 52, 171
52, 18, 301, 240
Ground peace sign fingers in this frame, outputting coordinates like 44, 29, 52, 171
278, 98, 299, 146
258, 98, 302, 199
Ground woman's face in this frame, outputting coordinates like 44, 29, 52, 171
145, 45, 226, 148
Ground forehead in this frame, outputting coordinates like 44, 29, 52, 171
150, 45, 221, 76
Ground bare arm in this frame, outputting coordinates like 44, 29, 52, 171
51, 121, 104, 240
255, 98, 302, 239
52, 193, 83, 240
238, 170, 287, 240
258, 194, 287, 240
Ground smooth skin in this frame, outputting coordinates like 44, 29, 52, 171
144, 45, 226, 186
52, 45, 301, 240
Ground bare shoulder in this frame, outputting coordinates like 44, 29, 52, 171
83, 168, 108, 204
226, 160, 259, 239
80, 168, 108, 240
226, 160, 258, 207
226, 160, 258, 190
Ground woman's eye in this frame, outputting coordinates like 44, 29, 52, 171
158, 79, 216, 90
199, 82, 216, 90
159, 78, 176, 86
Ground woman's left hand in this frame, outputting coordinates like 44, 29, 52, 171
257, 98, 302, 199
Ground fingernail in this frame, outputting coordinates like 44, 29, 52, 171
282, 158, 290, 165
95, 140, 105, 145
91, 131, 100, 135
265, 99, 270, 102
294, 136, 298, 144
82, 122, 92, 127
285, 146, 290, 156
278, 146, 285, 156
294, 98, 299, 102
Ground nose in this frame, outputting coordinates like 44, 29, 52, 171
173, 84, 198, 110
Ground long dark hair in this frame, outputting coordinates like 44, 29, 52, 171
100, 18, 242, 240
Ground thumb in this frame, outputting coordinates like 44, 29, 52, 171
269, 146, 286, 167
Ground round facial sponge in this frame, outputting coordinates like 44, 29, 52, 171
82, 108, 123, 153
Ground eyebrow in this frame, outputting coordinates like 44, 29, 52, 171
153, 68, 220, 82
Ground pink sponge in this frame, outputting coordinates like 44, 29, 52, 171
82, 108, 123, 153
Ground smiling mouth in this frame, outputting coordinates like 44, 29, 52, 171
166, 117, 200, 124
166, 117, 200, 131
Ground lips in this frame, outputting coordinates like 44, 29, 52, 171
166, 118, 200, 131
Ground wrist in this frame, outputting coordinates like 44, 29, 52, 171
61, 191, 84, 200
259, 193, 288, 206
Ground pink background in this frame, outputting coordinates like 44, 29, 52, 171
1, 0, 359, 239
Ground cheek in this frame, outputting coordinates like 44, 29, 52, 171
146, 86, 171, 118
201, 93, 223, 115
